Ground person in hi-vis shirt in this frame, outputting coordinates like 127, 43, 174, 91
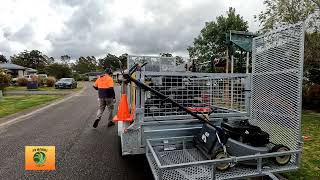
93, 68, 116, 128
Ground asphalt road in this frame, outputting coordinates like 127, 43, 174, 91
0, 82, 153, 180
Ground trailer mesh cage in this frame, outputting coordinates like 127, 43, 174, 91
143, 72, 248, 118
127, 56, 250, 120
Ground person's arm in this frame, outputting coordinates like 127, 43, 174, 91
110, 77, 115, 99
110, 78, 115, 99
111, 88, 115, 99
111, 87, 116, 103
93, 79, 99, 90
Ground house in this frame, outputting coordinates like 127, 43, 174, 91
26, 68, 38, 75
0, 63, 37, 78
0, 63, 26, 78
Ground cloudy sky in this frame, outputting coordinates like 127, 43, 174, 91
0, 0, 264, 59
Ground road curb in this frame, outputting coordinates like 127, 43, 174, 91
0, 84, 87, 128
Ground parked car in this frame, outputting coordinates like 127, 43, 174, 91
55, 78, 77, 89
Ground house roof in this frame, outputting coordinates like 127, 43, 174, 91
26, 68, 37, 72
0, 63, 26, 70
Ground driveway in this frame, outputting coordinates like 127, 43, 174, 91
0, 82, 153, 180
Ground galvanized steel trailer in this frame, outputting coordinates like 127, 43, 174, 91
117, 22, 304, 180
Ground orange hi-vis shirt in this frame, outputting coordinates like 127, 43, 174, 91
94, 74, 115, 98
94, 74, 114, 88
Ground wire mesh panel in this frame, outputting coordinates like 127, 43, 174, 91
143, 72, 248, 119
250, 23, 304, 151
128, 55, 177, 72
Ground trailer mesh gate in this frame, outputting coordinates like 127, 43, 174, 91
143, 72, 247, 118
250, 23, 304, 153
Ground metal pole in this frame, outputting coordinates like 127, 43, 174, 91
211, 165, 216, 180
231, 55, 234, 108
264, 172, 280, 180
226, 49, 229, 73
231, 55, 234, 74
246, 52, 250, 74
245, 75, 251, 114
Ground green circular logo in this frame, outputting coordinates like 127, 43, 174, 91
33, 152, 46, 165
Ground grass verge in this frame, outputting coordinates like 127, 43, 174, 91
285, 112, 320, 179
0, 95, 62, 118
5, 82, 84, 92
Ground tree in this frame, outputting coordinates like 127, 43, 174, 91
175, 56, 184, 65
256, 0, 320, 84
48, 57, 55, 64
45, 63, 72, 79
0, 69, 11, 90
0, 55, 8, 63
188, 7, 248, 64
61, 55, 71, 64
305, 32, 320, 84
42, 55, 55, 65
255, 0, 318, 31
98, 53, 119, 71
118, 53, 128, 69
11, 50, 49, 71
312, 0, 320, 8
72, 56, 97, 74
160, 53, 173, 57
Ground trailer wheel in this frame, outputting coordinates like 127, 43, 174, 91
271, 144, 291, 165
211, 149, 230, 171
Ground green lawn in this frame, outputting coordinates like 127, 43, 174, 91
5, 82, 83, 92
0, 95, 61, 118
285, 112, 320, 179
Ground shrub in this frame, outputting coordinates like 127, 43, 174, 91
303, 83, 320, 111
72, 72, 83, 81
37, 76, 46, 87
17, 77, 28, 86
46, 76, 56, 87
82, 75, 89, 81
0, 69, 11, 90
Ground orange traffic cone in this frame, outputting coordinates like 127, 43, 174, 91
113, 94, 133, 122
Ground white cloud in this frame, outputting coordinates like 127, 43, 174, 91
0, 0, 265, 59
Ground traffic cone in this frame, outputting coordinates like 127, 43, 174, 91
113, 94, 133, 122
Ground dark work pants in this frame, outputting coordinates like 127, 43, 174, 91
96, 98, 114, 123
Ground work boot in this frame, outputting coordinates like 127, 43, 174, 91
107, 121, 115, 127
93, 119, 100, 128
